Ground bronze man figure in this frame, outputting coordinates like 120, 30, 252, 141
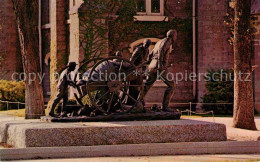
144, 30, 177, 112
49, 62, 77, 117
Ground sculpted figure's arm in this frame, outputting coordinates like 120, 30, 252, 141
158, 46, 165, 70
130, 47, 141, 63
67, 72, 76, 88
68, 80, 76, 88
147, 50, 154, 64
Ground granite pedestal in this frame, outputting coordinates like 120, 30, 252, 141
0, 119, 227, 148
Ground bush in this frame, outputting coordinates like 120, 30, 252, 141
201, 69, 234, 114
0, 80, 25, 110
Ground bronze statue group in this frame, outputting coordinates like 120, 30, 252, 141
49, 30, 178, 117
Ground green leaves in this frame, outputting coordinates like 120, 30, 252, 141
0, 80, 25, 102
202, 69, 234, 114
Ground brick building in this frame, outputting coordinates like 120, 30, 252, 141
0, 0, 259, 111
0, 0, 23, 80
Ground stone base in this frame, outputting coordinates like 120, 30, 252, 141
0, 119, 227, 148
41, 112, 181, 122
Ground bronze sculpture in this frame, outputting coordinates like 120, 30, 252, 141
47, 30, 179, 119
143, 30, 177, 112
130, 39, 151, 66
126, 39, 151, 105
49, 62, 77, 117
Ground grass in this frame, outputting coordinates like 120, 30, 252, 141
0, 109, 25, 117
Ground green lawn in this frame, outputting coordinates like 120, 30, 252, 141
0, 109, 25, 117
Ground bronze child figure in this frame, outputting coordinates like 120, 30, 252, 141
49, 62, 77, 117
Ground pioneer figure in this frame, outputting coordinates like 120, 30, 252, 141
49, 62, 77, 117
143, 30, 177, 112
126, 39, 151, 104
130, 39, 151, 66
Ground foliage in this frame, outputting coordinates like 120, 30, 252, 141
224, 0, 260, 46
0, 80, 25, 110
79, 0, 117, 60
201, 69, 234, 114
80, 0, 192, 60
224, 0, 235, 45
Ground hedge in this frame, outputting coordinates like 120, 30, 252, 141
0, 80, 25, 110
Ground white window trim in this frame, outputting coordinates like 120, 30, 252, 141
134, 15, 168, 22
137, 0, 164, 16
69, 0, 84, 15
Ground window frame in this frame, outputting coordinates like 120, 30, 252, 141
136, 0, 164, 16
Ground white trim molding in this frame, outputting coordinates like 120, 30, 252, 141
134, 15, 168, 22
135, 0, 166, 21
137, 0, 164, 16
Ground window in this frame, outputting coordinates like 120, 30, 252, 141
137, 0, 146, 12
151, 0, 160, 13
136, 0, 164, 16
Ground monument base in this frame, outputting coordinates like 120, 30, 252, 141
41, 112, 181, 122
0, 119, 227, 148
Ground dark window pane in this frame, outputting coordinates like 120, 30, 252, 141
151, 0, 160, 13
137, 0, 146, 12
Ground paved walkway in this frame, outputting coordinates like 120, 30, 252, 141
0, 114, 24, 122
0, 114, 24, 150
189, 117, 260, 141
18, 155, 260, 162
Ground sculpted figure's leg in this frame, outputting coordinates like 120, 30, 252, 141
161, 73, 176, 111
143, 59, 158, 97
49, 91, 63, 117
62, 91, 68, 113
143, 72, 157, 97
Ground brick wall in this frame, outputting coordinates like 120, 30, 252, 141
0, 0, 22, 80
252, 0, 260, 14
197, 0, 233, 103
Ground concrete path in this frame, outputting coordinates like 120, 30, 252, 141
0, 114, 24, 150
0, 114, 24, 122
189, 117, 260, 141
1, 141, 259, 160
18, 154, 260, 162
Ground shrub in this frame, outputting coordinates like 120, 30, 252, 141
201, 69, 234, 114
0, 80, 25, 110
